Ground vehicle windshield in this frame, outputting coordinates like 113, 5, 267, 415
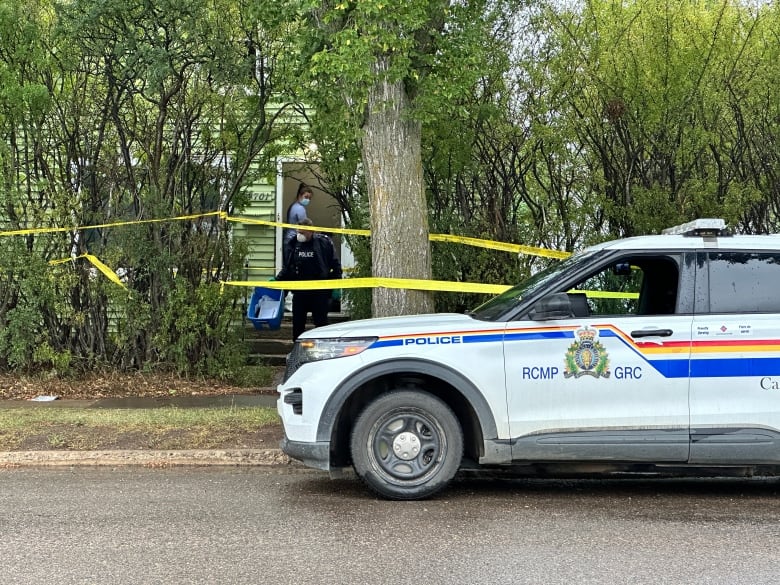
470, 249, 597, 320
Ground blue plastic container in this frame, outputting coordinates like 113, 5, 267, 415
247, 286, 284, 330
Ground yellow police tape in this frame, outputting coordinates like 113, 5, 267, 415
428, 234, 570, 260
11, 211, 640, 298
1, 211, 224, 237
228, 215, 371, 237
232, 216, 569, 259
569, 289, 639, 300
226, 279, 639, 300
45, 255, 638, 300
49, 254, 127, 290
2, 210, 567, 260
227, 278, 510, 295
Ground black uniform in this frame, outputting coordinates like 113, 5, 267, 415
276, 234, 342, 341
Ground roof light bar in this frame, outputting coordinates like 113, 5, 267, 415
661, 218, 727, 237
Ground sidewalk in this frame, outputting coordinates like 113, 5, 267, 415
0, 448, 292, 467
0, 392, 291, 468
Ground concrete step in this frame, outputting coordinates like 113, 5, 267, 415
242, 313, 351, 366
245, 337, 293, 355
242, 312, 351, 339
243, 322, 293, 340
248, 354, 288, 367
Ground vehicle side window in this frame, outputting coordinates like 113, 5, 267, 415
571, 255, 680, 317
705, 252, 780, 313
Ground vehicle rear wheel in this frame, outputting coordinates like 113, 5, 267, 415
350, 390, 463, 500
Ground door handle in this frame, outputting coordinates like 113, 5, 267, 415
630, 329, 673, 338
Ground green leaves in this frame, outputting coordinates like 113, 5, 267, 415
0, 0, 298, 376
522, 0, 780, 237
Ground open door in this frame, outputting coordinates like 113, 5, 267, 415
276, 159, 354, 312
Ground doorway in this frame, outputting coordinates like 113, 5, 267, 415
275, 159, 354, 311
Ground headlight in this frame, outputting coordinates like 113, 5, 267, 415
284, 337, 378, 383
298, 337, 377, 363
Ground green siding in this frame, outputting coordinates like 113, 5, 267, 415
235, 178, 278, 282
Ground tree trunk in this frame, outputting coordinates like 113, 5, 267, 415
362, 58, 434, 317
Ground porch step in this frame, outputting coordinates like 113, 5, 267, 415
247, 353, 288, 367
243, 312, 351, 367
245, 337, 294, 355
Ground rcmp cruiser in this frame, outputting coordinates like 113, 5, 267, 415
278, 219, 780, 499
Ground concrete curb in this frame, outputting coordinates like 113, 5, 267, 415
0, 449, 293, 467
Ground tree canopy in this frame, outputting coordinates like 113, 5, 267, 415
272, 0, 518, 316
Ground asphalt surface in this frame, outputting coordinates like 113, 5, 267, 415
0, 393, 290, 468
3, 468, 778, 585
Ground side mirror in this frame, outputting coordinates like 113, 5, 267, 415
613, 262, 632, 276
528, 292, 573, 321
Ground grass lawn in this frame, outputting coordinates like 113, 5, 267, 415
0, 406, 281, 451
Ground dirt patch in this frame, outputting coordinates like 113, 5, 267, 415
0, 371, 279, 401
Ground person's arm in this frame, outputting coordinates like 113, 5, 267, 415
289, 203, 307, 225
328, 240, 342, 279
276, 242, 296, 280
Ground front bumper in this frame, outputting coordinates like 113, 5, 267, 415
280, 436, 331, 471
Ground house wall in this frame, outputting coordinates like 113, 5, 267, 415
234, 179, 278, 283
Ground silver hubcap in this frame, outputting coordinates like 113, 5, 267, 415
368, 408, 445, 483
392, 432, 420, 460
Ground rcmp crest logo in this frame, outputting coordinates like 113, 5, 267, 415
564, 326, 610, 379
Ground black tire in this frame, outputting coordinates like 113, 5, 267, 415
350, 390, 463, 500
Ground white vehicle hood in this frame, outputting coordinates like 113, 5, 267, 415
298, 313, 482, 339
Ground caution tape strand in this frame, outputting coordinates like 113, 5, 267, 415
2, 211, 567, 259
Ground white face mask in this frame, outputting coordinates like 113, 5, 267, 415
296, 233, 307, 243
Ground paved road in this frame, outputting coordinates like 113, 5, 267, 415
1, 467, 778, 585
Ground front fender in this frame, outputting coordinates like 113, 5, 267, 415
315, 357, 500, 444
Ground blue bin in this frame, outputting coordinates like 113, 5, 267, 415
247, 286, 284, 330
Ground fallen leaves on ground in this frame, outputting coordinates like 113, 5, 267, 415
0, 371, 278, 401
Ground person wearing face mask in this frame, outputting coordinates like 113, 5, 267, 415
283, 183, 313, 250
276, 218, 342, 341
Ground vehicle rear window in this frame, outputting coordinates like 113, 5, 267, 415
705, 252, 780, 313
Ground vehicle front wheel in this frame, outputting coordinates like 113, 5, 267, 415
350, 390, 463, 500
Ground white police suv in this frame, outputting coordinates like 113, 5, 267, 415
278, 219, 780, 499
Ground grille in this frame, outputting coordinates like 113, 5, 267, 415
283, 343, 304, 383
284, 389, 303, 415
